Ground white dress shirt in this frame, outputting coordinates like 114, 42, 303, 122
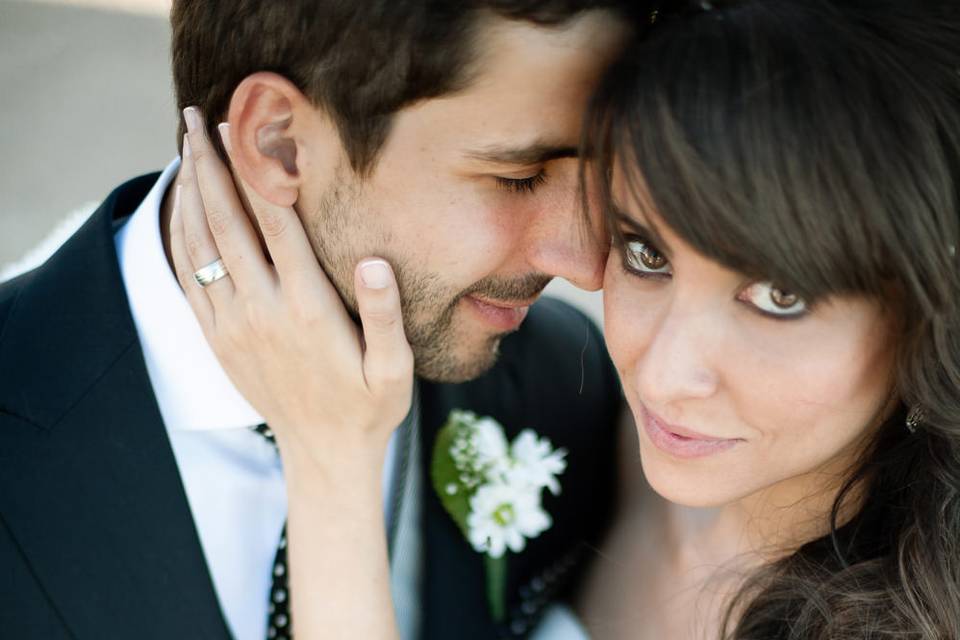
531, 606, 591, 640
114, 159, 403, 640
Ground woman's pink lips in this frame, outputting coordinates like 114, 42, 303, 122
640, 404, 742, 459
465, 295, 533, 331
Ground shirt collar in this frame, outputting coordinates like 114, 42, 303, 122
115, 158, 264, 432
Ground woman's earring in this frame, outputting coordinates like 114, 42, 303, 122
906, 406, 925, 434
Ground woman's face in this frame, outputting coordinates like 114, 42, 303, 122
603, 172, 897, 508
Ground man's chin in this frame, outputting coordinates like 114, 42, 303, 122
412, 334, 504, 383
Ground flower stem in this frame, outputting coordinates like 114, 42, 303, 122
485, 553, 508, 622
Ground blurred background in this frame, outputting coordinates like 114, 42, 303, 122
0, 0, 603, 323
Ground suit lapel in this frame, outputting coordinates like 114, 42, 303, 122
418, 379, 499, 640
0, 176, 231, 640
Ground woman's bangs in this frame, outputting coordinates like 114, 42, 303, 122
590, 8, 917, 304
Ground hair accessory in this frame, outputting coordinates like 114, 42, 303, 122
906, 406, 925, 434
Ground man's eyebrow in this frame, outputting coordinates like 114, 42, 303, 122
463, 142, 579, 165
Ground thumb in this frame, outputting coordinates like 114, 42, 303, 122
354, 259, 414, 395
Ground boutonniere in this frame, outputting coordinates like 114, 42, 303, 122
431, 410, 568, 622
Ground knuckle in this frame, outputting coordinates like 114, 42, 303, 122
178, 165, 195, 185
184, 232, 207, 261
173, 263, 191, 288
393, 358, 415, 385
258, 211, 288, 238
288, 297, 321, 327
205, 207, 231, 237
378, 368, 409, 390
189, 138, 209, 164
371, 352, 414, 387
363, 306, 401, 332
293, 311, 323, 334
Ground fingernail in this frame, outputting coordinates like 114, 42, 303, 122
218, 122, 232, 154
360, 260, 391, 289
182, 134, 191, 158
183, 106, 201, 133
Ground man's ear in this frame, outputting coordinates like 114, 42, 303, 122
224, 72, 336, 207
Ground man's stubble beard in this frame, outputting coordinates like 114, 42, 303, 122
301, 176, 535, 383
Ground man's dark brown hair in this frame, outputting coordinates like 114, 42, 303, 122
171, 0, 634, 176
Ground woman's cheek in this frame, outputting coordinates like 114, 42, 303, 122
602, 263, 663, 382
728, 315, 895, 477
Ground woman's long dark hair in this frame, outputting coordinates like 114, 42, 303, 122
586, 1, 960, 637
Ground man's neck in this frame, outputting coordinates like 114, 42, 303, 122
158, 170, 180, 285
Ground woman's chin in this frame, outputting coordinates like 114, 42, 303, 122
638, 443, 746, 509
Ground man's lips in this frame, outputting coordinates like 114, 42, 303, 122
464, 294, 538, 331
467, 294, 540, 309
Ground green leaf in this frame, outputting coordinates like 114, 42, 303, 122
430, 416, 473, 537
485, 553, 508, 622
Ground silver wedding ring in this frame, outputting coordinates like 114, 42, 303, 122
194, 258, 230, 288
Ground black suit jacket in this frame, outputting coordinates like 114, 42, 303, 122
0, 175, 622, 639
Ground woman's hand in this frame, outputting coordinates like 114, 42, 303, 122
169, 107, 406, 639
168, 107, 414, 479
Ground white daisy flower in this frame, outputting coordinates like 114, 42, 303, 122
509, 429, 568, 495
467, 483, 552, 559
473, 416, 510, 468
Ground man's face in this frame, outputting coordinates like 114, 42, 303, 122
295, 11, 628, 383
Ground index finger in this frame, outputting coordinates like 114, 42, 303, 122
183, 107, 273, 294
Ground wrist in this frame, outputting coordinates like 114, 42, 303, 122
278, 431, 389, 498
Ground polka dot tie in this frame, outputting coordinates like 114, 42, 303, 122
253, 424, 293, 640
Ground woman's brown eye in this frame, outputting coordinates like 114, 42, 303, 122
770, 287, 799, 309
739, 281, 808, 318
639, 245, 667, 270
623, 237, 671, 275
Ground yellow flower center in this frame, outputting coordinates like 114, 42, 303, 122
493, 503, 515, 527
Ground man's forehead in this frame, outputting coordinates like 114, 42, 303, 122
384, 10, 628, 165
459, 13, 627, 142
390, 86, 586, 166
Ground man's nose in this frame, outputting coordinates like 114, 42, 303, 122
523, 189, 607, 291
